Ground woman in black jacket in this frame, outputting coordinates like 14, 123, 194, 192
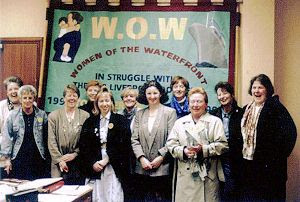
240, 74, 297, 201
210, 81, 244, 201
79, 86, 133, 202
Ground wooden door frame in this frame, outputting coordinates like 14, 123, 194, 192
0, 37, 43, 106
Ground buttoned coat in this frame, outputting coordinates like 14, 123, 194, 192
131, 104, 177, 176
241, 95, 297, 200
166, 113, 228, 202
48, 108, 89, 177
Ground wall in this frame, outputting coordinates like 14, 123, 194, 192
238, 0, 275, 104
0, 0, 299, 200
0, 0, 48, 37
275, 0, 300, 201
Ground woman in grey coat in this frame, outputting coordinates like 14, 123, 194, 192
131, 80, 177, 201
1, 85, 49, 180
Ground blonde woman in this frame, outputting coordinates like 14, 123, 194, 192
119, 87, 140, 130
166, 87, 228, 202
79, 87, 133, 201
1, 85, 49, 180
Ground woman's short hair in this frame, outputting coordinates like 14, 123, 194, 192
85, 80, 104, 91
63, 84, 80, 98
18, 85, 37, 99
214, 81, 234, 95
120, 87, 138, 100
170, 76, 190, 94
137, 80, 169, 105
188, 87, 208, 104
3, 76, 23, 90
248, 74, 274, 98
93, 86, 116, 115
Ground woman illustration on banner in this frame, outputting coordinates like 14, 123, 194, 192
131, 80, 177, 201
48, 84, 89, 185
53, 11, 83, 63
167, 76, 190, 119
79, 87, 133, 202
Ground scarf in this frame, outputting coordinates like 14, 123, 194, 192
7, 98, 14, 111
170, 96, 189, 118
123, 107, 137, 122
241, 101, 264, 160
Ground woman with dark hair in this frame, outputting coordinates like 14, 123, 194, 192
1, 85, 49, 180
79, 87, 133, 202
48, 84, 89, 185
131, 80, 177, 201
240, 74, 297, 201
210, 81, 243, 201
167, 76, 190, 119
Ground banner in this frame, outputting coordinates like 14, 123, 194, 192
45, 9, 231, 112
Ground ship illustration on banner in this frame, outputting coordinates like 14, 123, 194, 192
189, 13, 227, 68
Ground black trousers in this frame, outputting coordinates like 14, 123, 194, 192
134, 174, 172, 202
240, 159, 286, 202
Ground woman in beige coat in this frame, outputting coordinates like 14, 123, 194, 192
166, 87, 228, 202
48, 84, 89, 184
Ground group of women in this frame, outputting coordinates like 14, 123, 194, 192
0, 74, 297, 202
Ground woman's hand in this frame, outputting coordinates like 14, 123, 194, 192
93, 161, 104, 172
184, 144, 202, 158
190, 144, 202, 153
61, 153, 77, 162
184, 147, 196, 158
140, 156, 153, 170
4, 159, 12, 174
59, 161, 69, 172
98, 157, 109, 167
150, 156, 164, 169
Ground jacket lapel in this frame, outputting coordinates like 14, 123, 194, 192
141, 109, 151, 150
148, 104, 163, 150
107, 112, 116, 138
183, 114, 207, 145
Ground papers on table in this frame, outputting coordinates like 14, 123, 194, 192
51, 185, 92, 196
17, 178, 63, 192
38, 185, 93, 202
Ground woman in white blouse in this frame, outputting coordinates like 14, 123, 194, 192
79, 87, 133, 202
